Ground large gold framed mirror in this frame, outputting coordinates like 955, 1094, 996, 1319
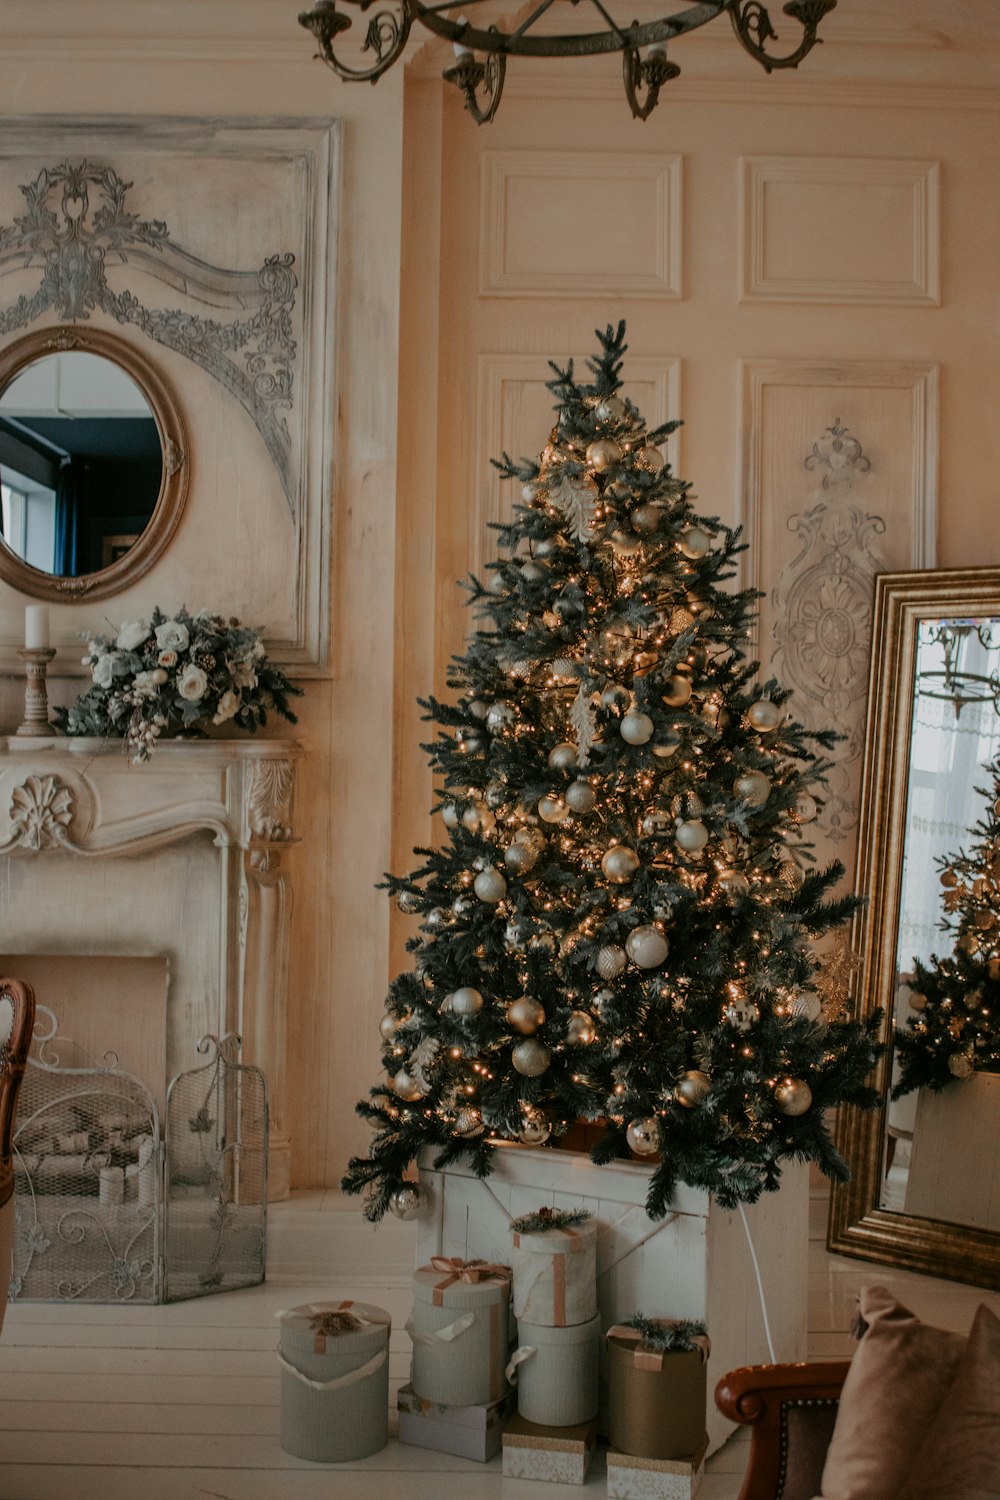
0, 327, 188, 601
828, 566, 1000, 1290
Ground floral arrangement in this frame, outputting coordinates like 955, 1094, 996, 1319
55, 606, 301, 762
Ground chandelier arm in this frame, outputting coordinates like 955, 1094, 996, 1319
726, 0, 836, 74
509, 0, 560, 45
442, 47, 505, 124
623, 42, 681, 119
410, 1, 727, 57
585, 0, 631, 48
299, 0, 413, 82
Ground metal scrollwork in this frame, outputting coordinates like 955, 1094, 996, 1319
728, 0, 836, 72
300, 0, 412, 82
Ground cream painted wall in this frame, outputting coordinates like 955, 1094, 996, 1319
2, 1, 1000, 1193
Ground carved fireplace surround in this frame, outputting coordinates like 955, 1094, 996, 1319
0, 735, 299, 1200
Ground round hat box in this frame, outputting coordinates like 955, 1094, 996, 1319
278, 1300, 390, 1462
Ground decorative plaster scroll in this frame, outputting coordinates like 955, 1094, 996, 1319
247, 758, 295, 842
0, 161, 299, 514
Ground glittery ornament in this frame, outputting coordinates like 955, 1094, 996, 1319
453, 1107, 486, 1138
602, 845, 640, 882
566, 780, 597, 813
674, 1070, 711, 1107
539, 794, 570, 824
625, 925, 669, 968
389, 1183, 423, 1220
774, 1078, 812, 1116
507, 995, 546, 1034
626, 1118, 660, 1156
791, 990, 823, 1022
662, 675, 692, 708
620, 711, 655, 745
450, 986, 484, 1017
636, 446, 665, 473
947, 1052, 975, 1079
474, 868, 507, 903
597, 945, 628, 980
512, 1038, 552, 1077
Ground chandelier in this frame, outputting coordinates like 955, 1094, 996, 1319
298, 0, 837, 124
917, 622, 1000, 721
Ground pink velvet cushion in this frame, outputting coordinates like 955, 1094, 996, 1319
896, 1303, 1000, 1500
814, 1284, 965, 1500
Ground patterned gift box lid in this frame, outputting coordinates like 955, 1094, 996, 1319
413, 1257, 512, 1310
512, 1219, 597, 1256
279, 1300, 391, 1357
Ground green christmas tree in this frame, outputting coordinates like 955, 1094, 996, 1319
344, 324, 880, 1221
894, 754, 1000, 1096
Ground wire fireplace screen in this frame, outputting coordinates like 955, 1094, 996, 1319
11, 1009, 267, 1304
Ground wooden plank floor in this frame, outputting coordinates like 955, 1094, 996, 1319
0, 1223, 996, 1499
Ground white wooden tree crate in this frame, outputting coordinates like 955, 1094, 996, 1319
416, 1143, 808, 1454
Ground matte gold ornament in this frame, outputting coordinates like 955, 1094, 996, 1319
453, 1107, 486, 1138
567, 1010, 596, 1044
602, 845, 640, 882
486, 701, 516, 733
597, 944, 628, 979
587, 438, 622, 470
507, 995, 546, 1034
610, 530, 641, 555
505, 840, 539, 874
538, 794, 570, 824
620, 711, 654, 745
631, 503, 661, 534
674, 1069, 712, 1107
512, 1038, 552, 1076
679, 525, 711, 559
474, 868, 507, 903
625, 925, 669, 968
774, 1078, 813, 1115
734, 769, 771, 807
940, 867, 958, 888
518, 1109, 551, 1145
957, 933, 980, 956
566, 780, 597, 813
548, 742, 579, 771
662, 675, 692, 708
675, 819, 709, 852
393, 1068, 425, 1101
601, 683, 631, 711
746, 698, 781, 732
652, 730, 682, 759
626, 1117, 660, 1156
389, 1183, 424, 1220
468, 699, 489, 720
907, 990, 928, 1011
450, 986, 484, 1017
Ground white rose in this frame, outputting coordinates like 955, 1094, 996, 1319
92, 652, 119, 688
177, 665, 209, 703
155, 620, 190, 654
212, 689, 240, 725
117, 620, 150, 652
158, 649, 178, 669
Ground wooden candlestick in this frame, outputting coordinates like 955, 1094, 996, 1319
15, 647, 57, 736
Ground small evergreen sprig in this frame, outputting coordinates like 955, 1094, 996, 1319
510, 1205, 593, 1235
620, 1314, 708, 1353
55, 605, 301, 762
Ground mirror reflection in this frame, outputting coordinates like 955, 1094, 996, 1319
0, 350, 162, 578
882, 616, 1000, 1230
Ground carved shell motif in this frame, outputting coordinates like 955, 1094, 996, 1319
247, 759, 294, 842
8, 775, 75, 851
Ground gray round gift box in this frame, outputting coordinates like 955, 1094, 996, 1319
278, 1301, 390, 1462
507, 1311, 601, 1427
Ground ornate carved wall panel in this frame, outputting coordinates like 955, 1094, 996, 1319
740, 156, 941, 305
740, 359, 938, 868
479, 151, 682, 298
0, 118, 340, 672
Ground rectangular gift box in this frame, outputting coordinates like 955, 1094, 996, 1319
501, 1412, 597, 1486
606, 1439, 708, 1500
396, 1382, 514, 1463
408, 1258, 511, 1407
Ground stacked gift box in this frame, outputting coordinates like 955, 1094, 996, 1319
605, 1316, 711, 1499
502, 1206, 601, 1485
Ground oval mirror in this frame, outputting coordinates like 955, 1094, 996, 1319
0, 328, 187, 602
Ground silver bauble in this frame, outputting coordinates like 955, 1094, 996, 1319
474, 868, 507, 903
674, 1070, 712, 1107
602, 845, 640, 882
566, 1010, 596, 1044
548, 742, 578, 771
734, 770, 771, 807
441, 803, 460, 829
947, 1052, 974, 1080
626, 1117, 660, 1156
520, 560, 547, 584
636, 445, 665, 473
625, 925, 670, 969
631, 504, 661, 534
397, 889, 421, 914
389, 1183, 424, 1220
486, 701, 516, 734
791, 990, 823, 1022
452, 895, 475, 917
538, 794, 570, 824
610, 530, 641, 556
379, 1013, 400, 1042
393, 1068, 425, 1102
675, 819, 709, 852
620, 711, 655, 745
450, 986, 484, 1017
565, 780, 597, 814
595, 396, 626, 423
747, 699, 781, 732
716, 868, 750, 898
518, 1110, 552, 1145
794, 791, 818, 823
679, 525, 711, 559
601, 683, 631, 712
587, 438, 622, 471
505, 840, 539, 874
507, 995, 546, 1034
512, 1038, 552, 1077
597, 945, 628, 980
463, 802, 496, 835
453, 1107, 486, 1138
662, 675, 693, 708
774, 1078, 813, 1116
908, 990, 929, 1012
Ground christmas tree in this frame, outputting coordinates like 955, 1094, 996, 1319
893, 754, 1000, 1096
344, 324, 880, 1222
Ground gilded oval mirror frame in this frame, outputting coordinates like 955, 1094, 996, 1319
828, 565, 1000, 1291
0, 325, 188, 602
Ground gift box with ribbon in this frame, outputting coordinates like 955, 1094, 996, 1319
511, 1214, 597, 1328
506, 1311, 601, 1427
277, 1300, 391, 1462
606, 1321, 710, 1461
407, 1257, 512, 1407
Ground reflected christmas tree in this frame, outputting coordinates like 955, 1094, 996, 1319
344, 324, 880, 1222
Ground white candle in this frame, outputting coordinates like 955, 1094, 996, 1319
453, 14, 473, 59
24, 605, 50, 650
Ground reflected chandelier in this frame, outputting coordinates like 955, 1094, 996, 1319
298, 0, 836, 124
918, 622, 1000, 721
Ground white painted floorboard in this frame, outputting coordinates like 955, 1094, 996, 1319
0, 1204, 997, 1500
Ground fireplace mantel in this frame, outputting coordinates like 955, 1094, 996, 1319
0, 735, 301, 1199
